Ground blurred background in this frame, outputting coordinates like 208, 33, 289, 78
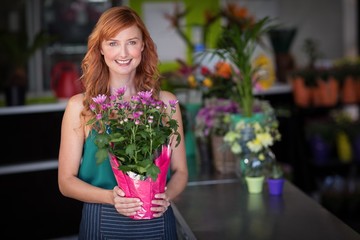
0, 0, 360, 239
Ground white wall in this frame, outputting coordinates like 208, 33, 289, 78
224, 0, 357, 68
130, 0, 356, 68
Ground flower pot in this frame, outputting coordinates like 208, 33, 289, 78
211, 135, 235, 174
316, 77, 339, 107
230, 112, 265, 126
341, 76, 357, 104
309, 135, 331, 165
291, 76, 312, 107
267, 178, 285, 195
336, 131, 353, 163
245, 176, 265, 194
109, 145, 171, 220
269, 28, 297, 83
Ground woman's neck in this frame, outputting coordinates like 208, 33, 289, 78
109, 74, 136, 97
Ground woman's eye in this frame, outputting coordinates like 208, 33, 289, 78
109, 42, 117, 46
128, 40, 136, 45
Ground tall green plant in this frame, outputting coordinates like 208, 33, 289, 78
212, 17, 275, 117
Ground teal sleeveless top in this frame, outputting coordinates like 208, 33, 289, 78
78, 130, 117, 189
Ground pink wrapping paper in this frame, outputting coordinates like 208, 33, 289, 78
109, 145, 171, 219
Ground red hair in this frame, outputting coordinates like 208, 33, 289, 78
81, 6, 160, 117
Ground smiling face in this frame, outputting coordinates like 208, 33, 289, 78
101, 24, 144, 80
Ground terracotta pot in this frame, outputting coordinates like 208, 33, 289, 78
311, 85, 322, 107
291, 76, 312, 107
316, 77, 339, 107
356, 77, 360, 102
342, 76, 357, 104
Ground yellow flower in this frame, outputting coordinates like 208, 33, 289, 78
202, 77, 213, 88
258, 152, 266, 161
247, 139, 262, 153
252, 53, 275, 89
231, 142, 242, 154
224, 131, 240, 143
257, 132, 273, 147
187, 75, 197, 88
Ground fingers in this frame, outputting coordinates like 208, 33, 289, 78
113, 186, 142, 216
151, 194, 170, 218
113, 186, 125, 197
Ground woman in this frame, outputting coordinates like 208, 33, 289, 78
58, 6, 188, 239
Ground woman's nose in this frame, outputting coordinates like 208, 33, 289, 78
118, 44, 128, 58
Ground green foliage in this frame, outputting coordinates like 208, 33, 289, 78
244, 156, 264, 177
211, 17, 275, 117
269, 162, 284, 179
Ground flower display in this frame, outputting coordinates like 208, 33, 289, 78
212, 16, 275, 118
87, 86, 181, 181
223, 101, 281, 160
195, 98, 238, 139
188, 61, 236, 99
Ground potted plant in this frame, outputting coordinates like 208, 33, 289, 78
223, 100, 281, 178
211, 15, 275, 118
87, 87, 181, 219
244, 156, 265, 194
0, 30, 54, 106
195, 97, 238, 174
267, 161, 285, 195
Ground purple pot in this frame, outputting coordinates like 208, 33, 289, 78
309, 135, 331, 165
267, 178, 285, 195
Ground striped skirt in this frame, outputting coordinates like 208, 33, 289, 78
78, 203, 178, 240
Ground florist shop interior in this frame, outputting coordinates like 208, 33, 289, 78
1, 0, 360, 239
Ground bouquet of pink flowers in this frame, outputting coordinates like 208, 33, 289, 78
88, 86, 181, 219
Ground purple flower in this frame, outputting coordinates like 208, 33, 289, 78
92, 94, 107, 104
96, 113, 102, 120
138, 90, 153, 101
109, 95, 116, 101
169, 99, 178, 111
114, 86, 127, 97
133, 111, 142, 119
131, 95, 140, 103
90, 104, 96, 111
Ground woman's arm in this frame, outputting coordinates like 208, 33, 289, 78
58, 94, 115, 204
159, 91, 189, 201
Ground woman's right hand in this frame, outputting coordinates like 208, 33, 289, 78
113, 186, 143, 216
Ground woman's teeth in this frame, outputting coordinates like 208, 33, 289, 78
116, 59, 131, 64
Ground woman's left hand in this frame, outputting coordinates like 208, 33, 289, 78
151, 192, 171, 218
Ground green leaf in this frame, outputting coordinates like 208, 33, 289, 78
95, 149, 109, 164
94, 134, 110, 148
147, 165, 160, 181
125, 144, 136, 157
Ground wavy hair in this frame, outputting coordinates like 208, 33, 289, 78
81, 6, 160, 118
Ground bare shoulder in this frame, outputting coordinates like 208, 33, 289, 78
159, 90, 178, 103
65, 93, 84, 112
